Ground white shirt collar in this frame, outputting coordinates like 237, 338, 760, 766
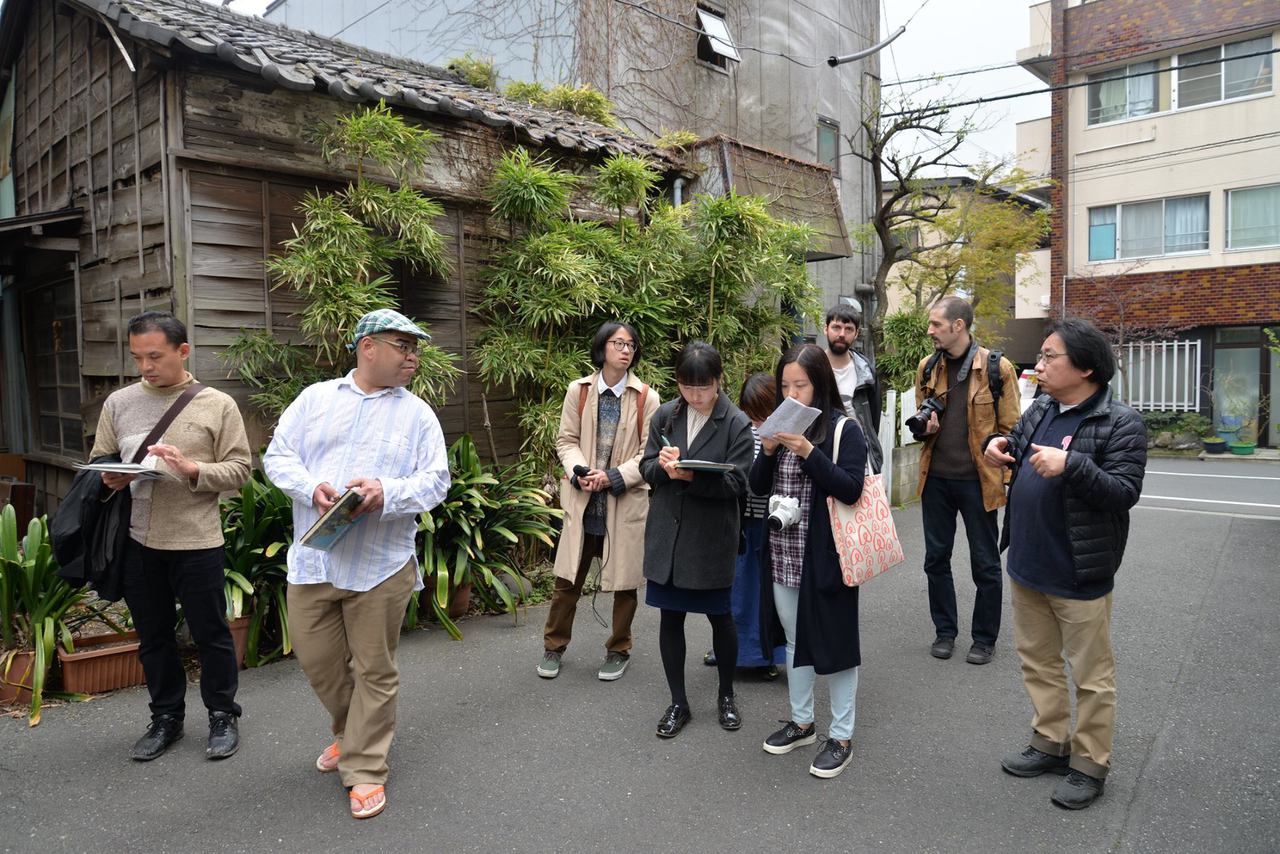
596, 371, 628, 398
337, 370, 403, 398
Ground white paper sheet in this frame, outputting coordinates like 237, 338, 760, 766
756, 396, 822, 438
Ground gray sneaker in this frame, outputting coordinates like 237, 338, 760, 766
537, 651, 562, 679
597, 652, 629, 681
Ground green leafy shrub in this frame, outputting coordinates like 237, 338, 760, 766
877, 307, 934, 394
503, 81, 620, 127
654, 129, 701, 150
475, 148, 818, 474
0, 506, 111, 725
413, 436, 562, 639
221, 101, 461, 420
447, 53, 498, 90
220, 469, 293, 667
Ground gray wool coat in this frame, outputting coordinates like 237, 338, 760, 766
640, 393, 754, 590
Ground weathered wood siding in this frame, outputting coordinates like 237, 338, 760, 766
12, 9, 171, 395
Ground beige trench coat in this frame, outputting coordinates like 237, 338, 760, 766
553, 372, 660, 591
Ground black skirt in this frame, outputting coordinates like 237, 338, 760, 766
645, 578, 732, 615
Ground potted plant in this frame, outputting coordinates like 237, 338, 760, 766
413, 435, 562, 639
0, 505, 106, 724
220, 469, 294, 667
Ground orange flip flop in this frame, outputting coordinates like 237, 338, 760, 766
349, 785, 386, 819
315, 742, 340, 773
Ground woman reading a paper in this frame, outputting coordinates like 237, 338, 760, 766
750, 343, 867, 779
640, 341, 754, 738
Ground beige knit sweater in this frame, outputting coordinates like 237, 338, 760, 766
89, 373, 251, 550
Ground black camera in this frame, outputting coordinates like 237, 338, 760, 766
905, 396, 946, 437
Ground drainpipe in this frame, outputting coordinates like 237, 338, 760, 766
673, 177, 685, 206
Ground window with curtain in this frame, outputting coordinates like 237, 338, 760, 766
1225, 36, 1273, 98
1228, 184, 1280, 249
1094, 195, 1211, 261
1127, 60, 1158, 115
1088, 69, 1127, 123
1120, 201, 1163, 258
1164, 195, 1209, 253
1087, 61, 1164, 124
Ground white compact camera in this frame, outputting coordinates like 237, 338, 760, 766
767, 495, 801, 532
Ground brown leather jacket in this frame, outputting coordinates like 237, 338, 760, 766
914, 344, 1021, 511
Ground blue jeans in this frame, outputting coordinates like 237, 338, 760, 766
921, 476, 1003, 647
773, 583, 859, 740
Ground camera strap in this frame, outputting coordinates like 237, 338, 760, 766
922, 340, 978, 398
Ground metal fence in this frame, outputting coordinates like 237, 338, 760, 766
1114, 339, 1201, 411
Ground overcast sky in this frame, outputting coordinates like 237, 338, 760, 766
217, 0, 1048, 168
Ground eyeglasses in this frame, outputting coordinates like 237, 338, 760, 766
1037, 350, 1065, 364
608, 339, 637, 353
369, 336, 421, 358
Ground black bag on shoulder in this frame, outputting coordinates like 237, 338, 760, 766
53, 385, 204, 601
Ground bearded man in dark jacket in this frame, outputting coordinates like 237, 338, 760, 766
983, 318, 1146, 811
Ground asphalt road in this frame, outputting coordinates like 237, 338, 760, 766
2, 459, 1278, 854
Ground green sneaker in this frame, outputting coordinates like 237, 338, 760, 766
598, 652, 629, 681
537, 651, 562, 679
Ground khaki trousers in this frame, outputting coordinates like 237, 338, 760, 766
1011, 578, 1116, 779
287, 558, 417, 787
543, 533, 638, 655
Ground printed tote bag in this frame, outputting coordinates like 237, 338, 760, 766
827, 417, 905, 586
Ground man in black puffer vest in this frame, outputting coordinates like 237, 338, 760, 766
983, 318, 1146, 811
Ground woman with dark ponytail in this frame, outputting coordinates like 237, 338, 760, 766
640, 341, 755, 739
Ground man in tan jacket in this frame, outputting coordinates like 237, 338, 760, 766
538, 321, 659, 682
912, 297, 1020, 666
91, 311, 251, 762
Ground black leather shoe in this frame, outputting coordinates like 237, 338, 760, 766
703, 650, 716, 666
1051, 770, 1105, 809
1001, 745, 1070, 778
966, 643, 995, 665
930, 636, 955, 659
718, 695, 742, 730
206, 711, 239, 760
655, 703, 691, 738
131, 715, 184, 761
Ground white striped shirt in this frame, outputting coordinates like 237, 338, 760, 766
263, 372, 450, 592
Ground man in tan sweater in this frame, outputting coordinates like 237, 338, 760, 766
90, 311, 251, 761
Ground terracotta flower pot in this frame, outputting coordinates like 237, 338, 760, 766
228, 616, 252, 669
447, 582, 473, 620
0, 649, 37, 705
57, 631, 145, 694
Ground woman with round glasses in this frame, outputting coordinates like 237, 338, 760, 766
538, 321, 659, 682
640, 340, 755, 738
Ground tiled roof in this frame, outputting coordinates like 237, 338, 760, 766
73, 0, 678, 166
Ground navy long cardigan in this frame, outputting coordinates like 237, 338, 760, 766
750, 411, 867, 674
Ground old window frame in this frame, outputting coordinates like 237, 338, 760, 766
696, 7, 740, 71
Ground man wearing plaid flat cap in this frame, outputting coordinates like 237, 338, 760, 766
264, 307, 449, 820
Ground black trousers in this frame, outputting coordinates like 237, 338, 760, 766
123, 539, 241, 721
921, 476, 1003, 648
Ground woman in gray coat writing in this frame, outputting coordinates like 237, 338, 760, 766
641, 341, 755, 739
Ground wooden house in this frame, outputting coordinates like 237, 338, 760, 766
0, 0, 679, 511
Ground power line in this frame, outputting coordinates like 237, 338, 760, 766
884, 21, 1278, 87
880, 46, 1280, 117
330, 0, 395, 39
608, 0, 876, 69
1069, 131, 1280, 176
